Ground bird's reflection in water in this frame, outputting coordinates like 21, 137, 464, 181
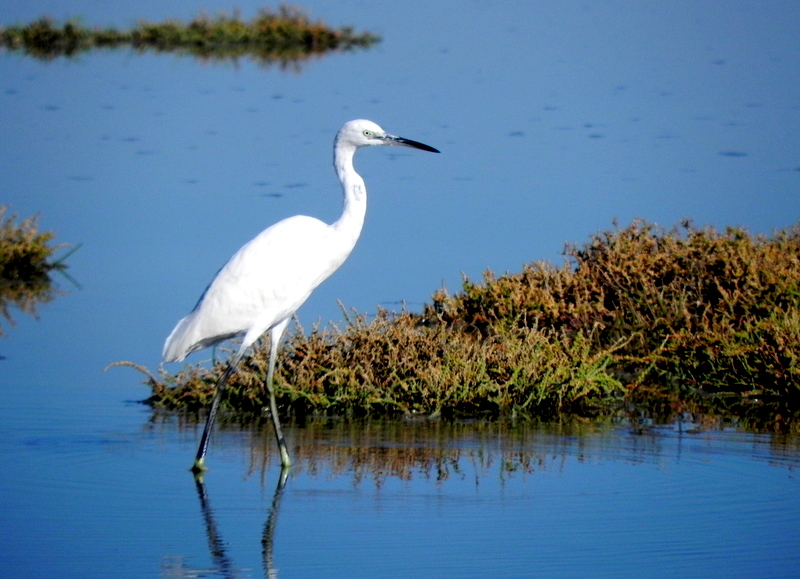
261, 468, 289, 579
191, 467, 289, 578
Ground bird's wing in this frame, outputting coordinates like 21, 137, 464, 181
170, 215, 351, 355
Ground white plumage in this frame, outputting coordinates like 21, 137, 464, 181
163, 215, 353, 363
163, 119, 439, 472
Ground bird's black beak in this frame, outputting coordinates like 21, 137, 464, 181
384, 134, 440, 153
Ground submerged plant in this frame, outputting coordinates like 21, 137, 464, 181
0, 206, 72, 335
125, 219, 800, 426
0, 6, 380, 69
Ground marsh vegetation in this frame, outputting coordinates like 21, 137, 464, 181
0, 206, 71, 335
0, 5, 380, 69
124, 220, 800, 429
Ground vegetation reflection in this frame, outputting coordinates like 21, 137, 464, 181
140, 414, 800, 488
240, 417, 800, 483
0, 5, 380, 70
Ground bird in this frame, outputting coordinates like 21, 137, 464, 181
163, 119, 440, 473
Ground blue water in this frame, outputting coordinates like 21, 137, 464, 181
1, 1, 800, 577
3, 393, 800, 578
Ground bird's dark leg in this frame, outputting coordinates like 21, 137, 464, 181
262, 465, 289, 577
266, 322, 291, 467
192, 359, 239, 473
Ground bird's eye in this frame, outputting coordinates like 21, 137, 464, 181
363, 130, 372, 137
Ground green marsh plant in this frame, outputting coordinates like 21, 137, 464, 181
0, 206, 72, 335
128, 219, 800, 427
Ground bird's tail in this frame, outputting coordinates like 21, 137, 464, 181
162, 314, 196, 363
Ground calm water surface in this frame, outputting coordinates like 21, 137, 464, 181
3, 391, 800, 578
2, 1, 800, 577
0, 397, 800, 577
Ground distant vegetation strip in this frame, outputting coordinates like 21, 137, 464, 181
125, 220, 800, 430
0, 206, 72, 335
0, 5, 380, 66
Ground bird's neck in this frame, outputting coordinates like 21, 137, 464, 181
332, 143, 367, 246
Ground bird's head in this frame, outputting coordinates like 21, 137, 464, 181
335, 119, 440, 153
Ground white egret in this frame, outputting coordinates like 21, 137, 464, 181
163, 119, 439, 472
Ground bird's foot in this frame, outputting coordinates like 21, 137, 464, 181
191, 458, 208, 474
280, 454, 291, 469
